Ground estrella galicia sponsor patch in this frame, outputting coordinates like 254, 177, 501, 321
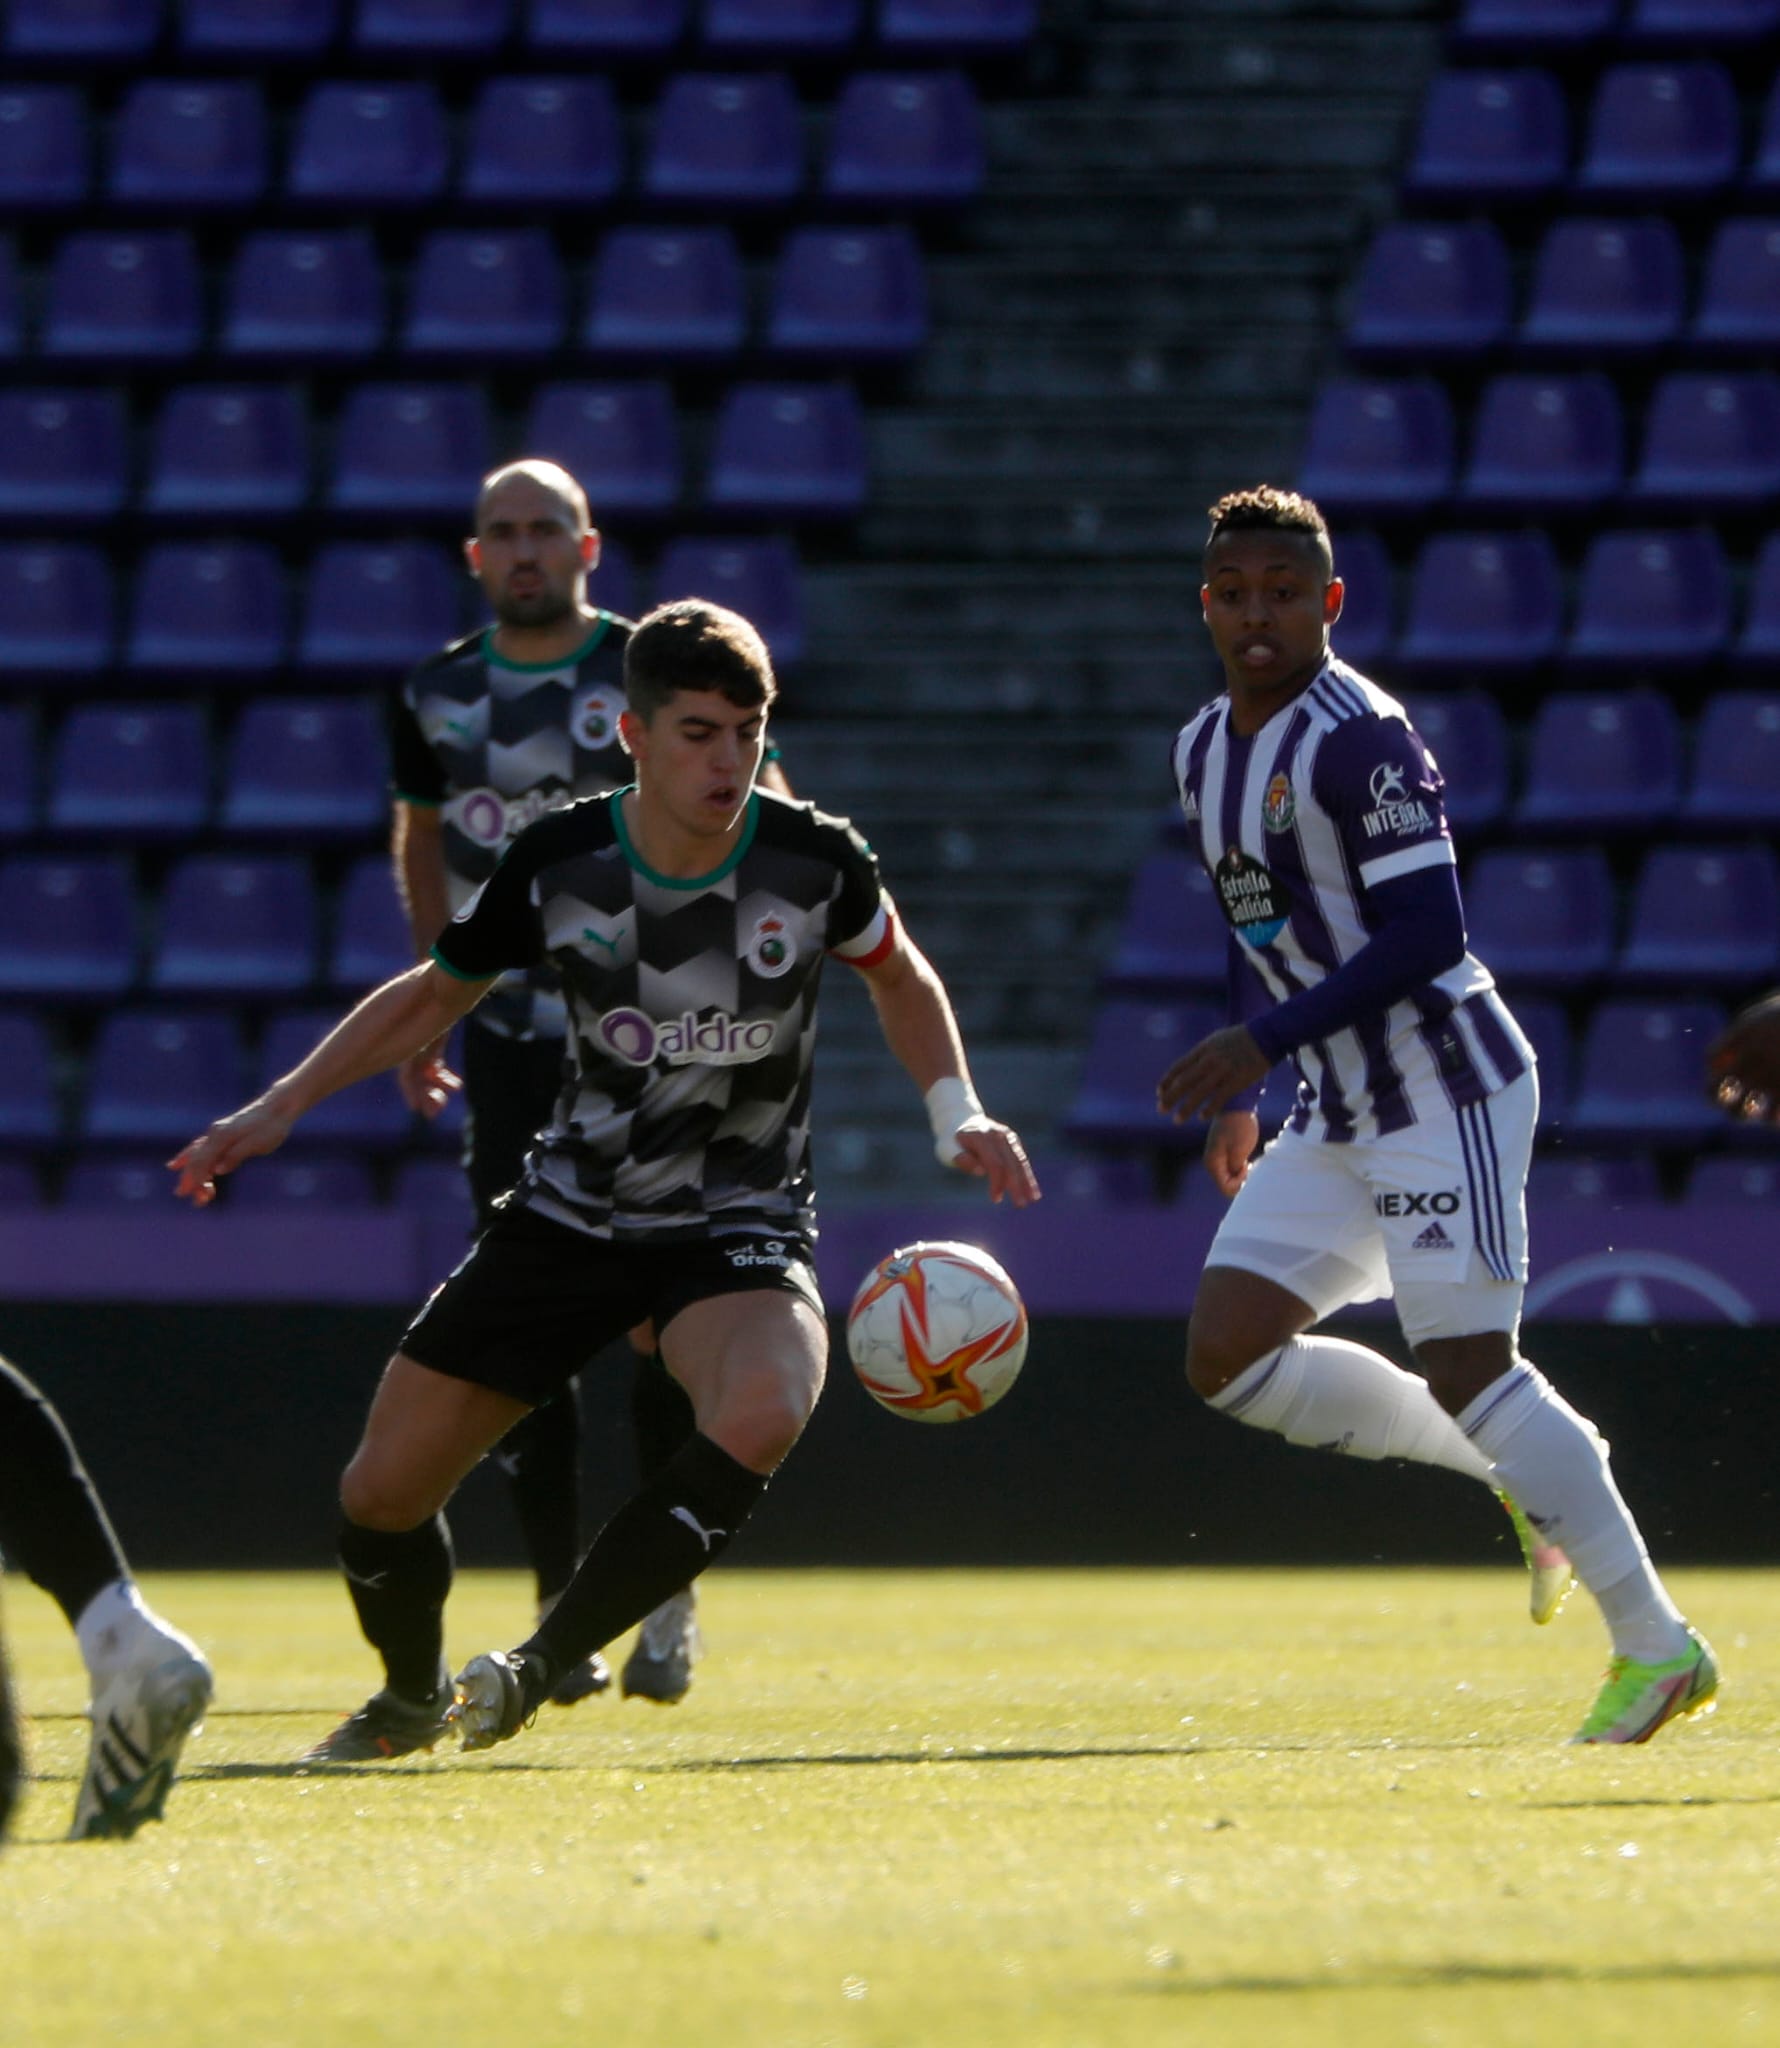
1261, 771, 1296, 835
1213, 845, 1288, 948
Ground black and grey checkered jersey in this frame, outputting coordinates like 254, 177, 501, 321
433, 787, 895, 1243
390, 617, 634, 1041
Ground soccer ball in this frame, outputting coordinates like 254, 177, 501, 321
845, 1240, 1028, 1424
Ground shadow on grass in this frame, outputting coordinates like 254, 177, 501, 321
1148, 1959, 1780, 1996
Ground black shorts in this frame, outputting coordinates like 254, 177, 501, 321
399, 1203, 825, 1406
461, 1020, 567, 1225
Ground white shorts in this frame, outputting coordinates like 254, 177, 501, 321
1204, 1068, 1538, 1349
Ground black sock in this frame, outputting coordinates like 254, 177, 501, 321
0, 1355, 131, 1626
629, 1347, 697, 1478
520, 1433, 766, 1688
0, 1613, 21, 1845
495, 1385, 582, 1605
338, 1515, 454, 1703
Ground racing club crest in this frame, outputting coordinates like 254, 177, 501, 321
745, 912, 796, 978
570, 683, 627, 753
1261, 771, 1296, 835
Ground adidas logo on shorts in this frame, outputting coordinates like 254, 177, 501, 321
1411, 1220, 1455, 1251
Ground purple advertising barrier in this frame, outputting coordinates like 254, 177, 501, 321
0, 1199, 1770, 1321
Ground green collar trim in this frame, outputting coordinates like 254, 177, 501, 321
611, 787, 759, 891
481, 615, 610, 673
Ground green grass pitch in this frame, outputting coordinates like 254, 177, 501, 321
2, 1567, 1776, 2048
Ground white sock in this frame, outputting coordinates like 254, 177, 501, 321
1458, 1364, 1688, 1662
72, 1577, 158, 1682
1211, 1335, 1496, 1483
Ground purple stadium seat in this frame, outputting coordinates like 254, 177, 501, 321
227, 1154, 377, 1210
461, 77, 621, 206
585, 228, 746, 359
402, 230, 566, 357
151, 855, 318, 997
0, 1014, 56, 1143
523, 382, 681, 519
352, 0, 513, 51
1570, 999, 1725, 1144
1064, 998, 1222, 1150
1508, 995, 1573, 1126
823, 70, 984, 207
0, 708, 34, 838
1630, 374, 1780, 508
298, 542, 460, 673
1458, 373, 1623, 513
1684, 693, 1780, 826
0, 855, 137, 998
327, 384, 491, 517
526, 0, 687, 53
0, 390, 128, 520
707, 381, 868, 517
1619, 845, 1780, 988
644, 72, 803, 206
0, 1158, 39, 1203
1575, 62, 1739, 198
1515, 689, 1681, 833
653, 536, 804, 663
585, 534, 641, 622
62, 1153, 188, 1208
0, 243, 18, 356
0, 87, 90, 207
126, 541, 286, 674
221, 230, 383, 359
1397, 531, 1563, 672
42, 232, 202, 360
47, 703, 209, 837
765, 226, 929, 363
1400, 692, 1510, 835
1565, 529, 1731, 672
1527, 1153, 1662, 1208
287, 84, 449, 204
1686, 1156, 1780, 1205
704, 0, 861, 54
81, 1012, 246, 1147
1752, 77, 1780, 194
219, 699, 388, 838
144, 385, 308, 516
1105, 855, 1227, 994
1734, 534, 1780, 673
1692, 220, 1780, 355
1450, 0, 1617, 50
1327, 528, 1392, 668
1345, 221, 1512, 360
258, 1009, 411, 1145
1463, 847, 1616, 985
3, 0, 160, 56
108, 80, 267, 207
1405, 69, 1570, 201
878, 0, 1037, 55
331, 854, 411, 992
1520, 217, 1684, 356
1623, 0, 1780, 40
0, 544, 114, 676
390, 1154, 474, 1220
1297, 377, 1455, 515
177, 0, 342, 56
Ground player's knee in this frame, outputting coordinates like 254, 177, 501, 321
700, 1363, 821, 1472
339, 1456, 436, 1533
1185, 1315, 1265, 1401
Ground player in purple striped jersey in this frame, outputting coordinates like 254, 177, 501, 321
1161, 487, 1716, 1746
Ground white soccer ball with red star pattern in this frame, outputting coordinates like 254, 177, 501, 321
845, 1241, 1028, 1423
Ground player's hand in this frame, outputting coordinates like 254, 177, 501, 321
1204, 1109, 1260, 1199
946, 1118, 1042, 1208
1707, 989, 1780, 1125
1157, 1026, 1270, 1126
397, 1043, 463, 1120
167, 1093, 300, 1206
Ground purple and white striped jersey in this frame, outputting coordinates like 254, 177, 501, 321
1171, 655, 1534, 1143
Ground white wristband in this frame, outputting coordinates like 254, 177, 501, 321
925, 1075, 985, 1166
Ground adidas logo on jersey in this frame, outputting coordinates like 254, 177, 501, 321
1411, 1220, 1455, 1251
1180, 791, 1200, 824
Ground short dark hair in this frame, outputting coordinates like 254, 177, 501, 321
624, 599, 778, 723
1205, 486, 1334, 579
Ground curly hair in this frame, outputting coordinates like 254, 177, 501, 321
1205, 486, 1333, 576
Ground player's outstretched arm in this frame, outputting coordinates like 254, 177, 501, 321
1709, 988, 1780, 1124
852, 930, 1040, 1208
169, 962, 493, 1205
390, 800, 458, 1113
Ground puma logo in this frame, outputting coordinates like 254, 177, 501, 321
669, 1505, 727, 1552
582, 927, 620, 956
343, 1567, 389, 1590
